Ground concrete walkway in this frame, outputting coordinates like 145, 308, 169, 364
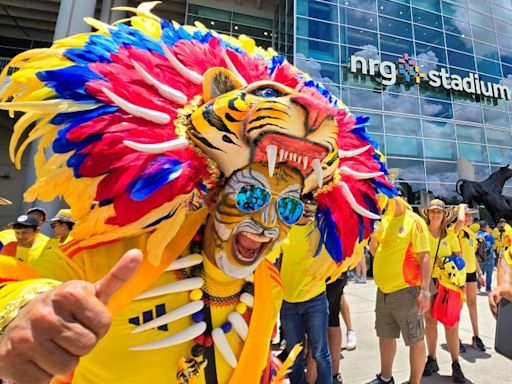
339, 278, 511, 384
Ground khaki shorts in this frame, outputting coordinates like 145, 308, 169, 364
375, 286, 424, 346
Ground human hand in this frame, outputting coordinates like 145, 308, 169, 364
489, 285, 512, 318
478, 273, 486, 287
0, 249, 142, 384
416, 292, 430, 315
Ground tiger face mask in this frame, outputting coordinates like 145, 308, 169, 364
202, 162, 304, 279
188, 68, 339, 193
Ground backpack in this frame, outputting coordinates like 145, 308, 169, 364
476, 234, 491, 263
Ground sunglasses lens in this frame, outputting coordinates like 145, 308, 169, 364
278, 197, 304, 225
236, 185, 271, 213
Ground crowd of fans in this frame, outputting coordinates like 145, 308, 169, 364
0, 199, 510, 384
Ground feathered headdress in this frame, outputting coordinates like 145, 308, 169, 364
0, 2, 395, 266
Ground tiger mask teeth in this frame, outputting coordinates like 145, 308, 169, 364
266, 145, 277, 177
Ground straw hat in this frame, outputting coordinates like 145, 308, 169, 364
420, 199, 456, 222
50, 209, 75, 223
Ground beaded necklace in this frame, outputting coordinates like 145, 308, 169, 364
129, 233, 256, 384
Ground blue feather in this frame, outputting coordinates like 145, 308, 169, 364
65, 35, 117, 64
37, 65, 105, 101
143, 206, 179, 228
316, 205, 343, 263
129, 157, 184, 201
372, 179, 398, 198
110, 24, 163, 54
51, 105, 118, 127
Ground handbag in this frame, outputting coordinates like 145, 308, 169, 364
431, 282, 463, 327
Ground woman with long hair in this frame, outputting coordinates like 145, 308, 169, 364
421, 199, 467, 384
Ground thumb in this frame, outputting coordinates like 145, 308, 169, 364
95, 249, 143, 305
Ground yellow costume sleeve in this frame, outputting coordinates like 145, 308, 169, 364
0, 279, 61, 333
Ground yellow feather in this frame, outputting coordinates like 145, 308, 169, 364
111, 6, 161, 22
131, 17, 162, 39
14, 120, 57, 168
10, 112, 51, 163
273, 343, 303, 383
53, 34, 90, 49
83, 17, 113, 34
146, 208, 186, 265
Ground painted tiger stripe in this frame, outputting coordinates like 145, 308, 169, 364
246, 123, 285, 134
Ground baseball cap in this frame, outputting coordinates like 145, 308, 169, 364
50, 209, 75, 223
14, 215, 40, 228
499, 218, 507, 223
25, 207, 47, 221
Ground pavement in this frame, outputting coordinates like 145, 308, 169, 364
338, 278, 511, 384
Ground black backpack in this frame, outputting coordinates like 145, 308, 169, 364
476, 234, 491, 263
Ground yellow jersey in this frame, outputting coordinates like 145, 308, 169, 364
373, 210, 430, 294
457, 227, 477, 273
0, 234, 281, 384
278, 223, 338, 303
428, 227, 461, 278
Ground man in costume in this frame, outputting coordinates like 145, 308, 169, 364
0, 3, 394, 383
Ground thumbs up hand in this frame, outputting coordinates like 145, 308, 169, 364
0, 249, 143, 384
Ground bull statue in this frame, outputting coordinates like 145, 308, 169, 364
456, 164, 512, 223
481, 192, 512, 223
456, 164, 512, 207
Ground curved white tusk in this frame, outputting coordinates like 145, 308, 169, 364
338, 145, 371, 158
102, 87, 171, 125
123, 138, 188, 154
339, 166, 383, 180
227, 311, 248, 341
267, 145, 277, 178
240, 292, 254, 308
212, 328, 238, 368
312, 159, 323, 188
134, 277, 203, 300
165, 253, 203, 271
221, 50, 247, 86
160, 43, 203, 84
131, 301, 205, 334
129, 321, 207, 351
340, 182, 380, 220
131, 60, 188, 105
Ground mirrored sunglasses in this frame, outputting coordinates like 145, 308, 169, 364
235, 185, 304, 225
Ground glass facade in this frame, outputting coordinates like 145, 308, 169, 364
186, 4, 273, 49
285, 0, 512, 205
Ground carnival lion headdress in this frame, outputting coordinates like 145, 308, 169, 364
0, 2, 394, 266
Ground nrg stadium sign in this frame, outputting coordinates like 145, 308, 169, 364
350, 54, 511, 100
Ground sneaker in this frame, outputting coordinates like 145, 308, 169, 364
459, 339, 466, 353
367, 374, 395, 384
333, 373, 343, 384
451, 361, 466, 383
423, 356, 439, 376
346, 329, 357, 350
472, 335, 486, 351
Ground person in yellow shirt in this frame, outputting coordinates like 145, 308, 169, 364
278, 218, 339, 384
49, 209, 76, 244
454, 208, 487, 352
0, 215, 48, 263
421, 200, 466, 383
0, 207, 49, 250
368, 197, 431, 384
492, 218, 512, 262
